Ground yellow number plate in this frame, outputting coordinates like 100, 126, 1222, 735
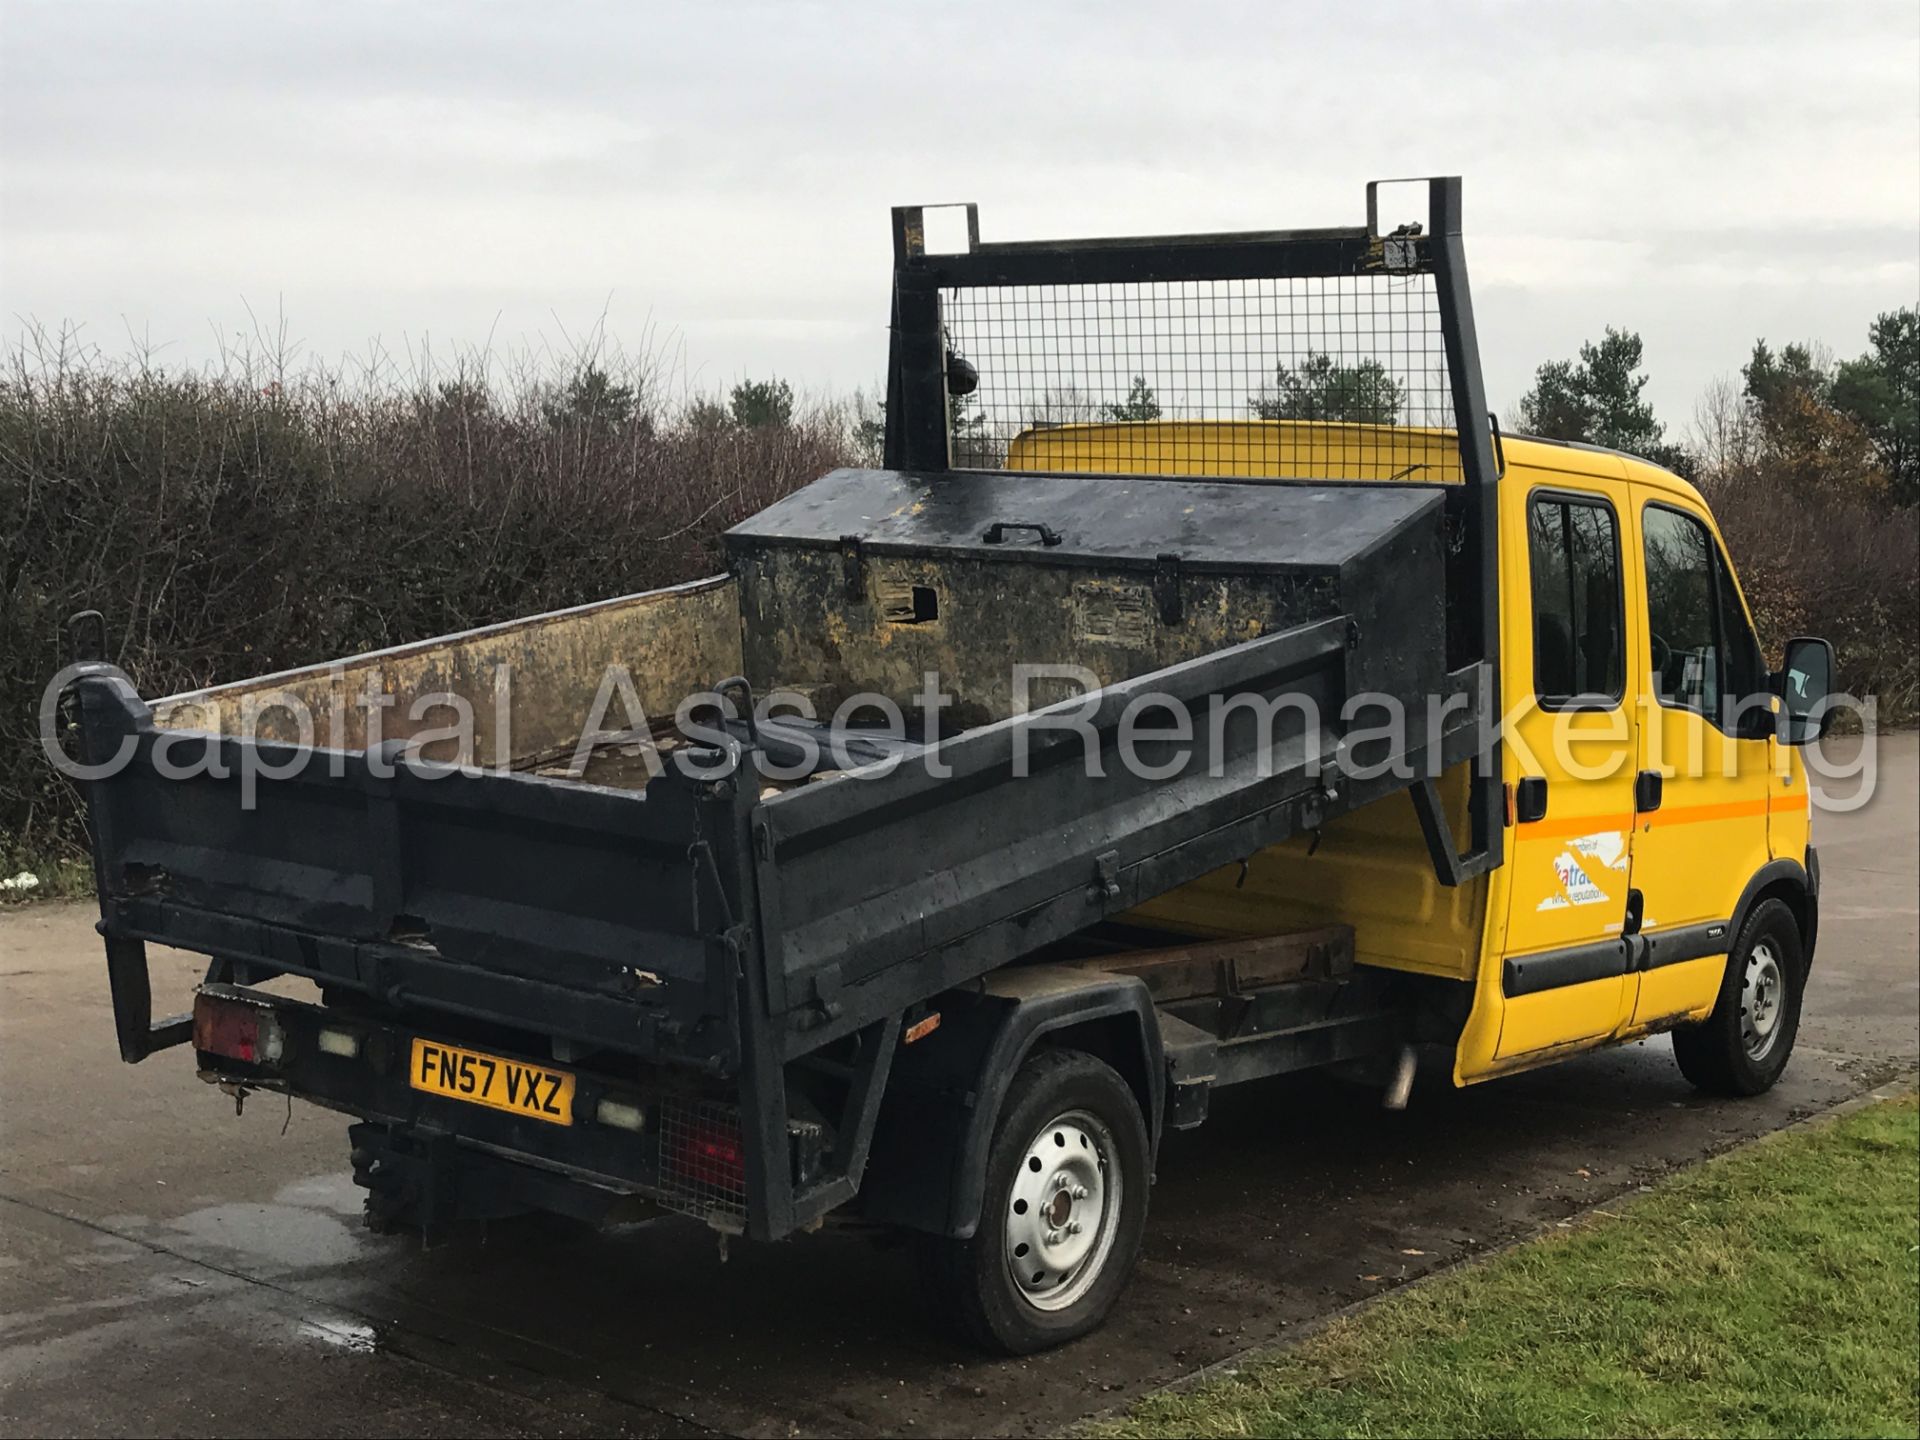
408, 1038, 576, 1126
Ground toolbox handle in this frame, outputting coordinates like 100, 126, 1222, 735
981, 521, 1063, 547
715, 675, 760, 749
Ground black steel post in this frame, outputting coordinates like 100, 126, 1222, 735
1426, 177, 1506, 869
884, 207, 951, 473
715, 776, 796, 1242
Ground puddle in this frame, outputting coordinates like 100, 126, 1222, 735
113, 1173, 379, 1270
274, 1173, 365, 1218
167, 1201, 366, 1269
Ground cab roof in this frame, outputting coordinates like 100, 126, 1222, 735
1499, 431, 1706, 508
1001, 418, 1706, 510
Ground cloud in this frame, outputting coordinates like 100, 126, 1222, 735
3, 0, 1915, 422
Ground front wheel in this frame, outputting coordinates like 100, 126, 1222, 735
1672, 897, 1805, 1096
919, 1047, 1150, 1354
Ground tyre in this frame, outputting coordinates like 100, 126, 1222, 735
919, 1047, 1150, 1355
1672, 897, 1805, 1096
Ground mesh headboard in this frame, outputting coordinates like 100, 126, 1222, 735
942, 268, 1462, 483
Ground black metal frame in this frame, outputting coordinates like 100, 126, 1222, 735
884, 178, 1503, 886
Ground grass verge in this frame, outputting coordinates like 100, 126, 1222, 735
1095, 1093, 1920, 1439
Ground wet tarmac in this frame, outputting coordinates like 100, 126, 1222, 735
2, 735, 1914, 1437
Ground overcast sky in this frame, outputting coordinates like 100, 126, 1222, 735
3, 1, 1915, 429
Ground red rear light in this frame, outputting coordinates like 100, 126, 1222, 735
192, 993, 284, 1065
671, 1121, 745, 1192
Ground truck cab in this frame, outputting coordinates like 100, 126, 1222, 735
1027, 424, 1825, 1093
1473, 441, 1819, 1082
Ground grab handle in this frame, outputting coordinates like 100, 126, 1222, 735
981, 521, 1063, 547
714, 675, 759, 749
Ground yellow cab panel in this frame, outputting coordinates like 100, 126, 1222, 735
1005, 420, 1465, 483
1129, 763, 1487, 982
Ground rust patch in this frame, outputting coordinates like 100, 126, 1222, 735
1070, 581, 1156, 647
737, 546, 1336, 727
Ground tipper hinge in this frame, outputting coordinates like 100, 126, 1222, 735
1152, 553, 1184, 626
808, 962, 845, 1021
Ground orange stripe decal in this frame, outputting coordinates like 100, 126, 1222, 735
1517, 791, 1804, 837
1644, 797, 1771, 828
1514, 812, 1634, 839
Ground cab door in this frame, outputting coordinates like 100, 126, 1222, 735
1626, 493, 1775, 1025
1495, 477, 1644, 1058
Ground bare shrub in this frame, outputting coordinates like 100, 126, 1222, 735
1690, 378, 1919, 718
0, 324, 852, 863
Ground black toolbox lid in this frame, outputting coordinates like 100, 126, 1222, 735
725, 467, 1442, 574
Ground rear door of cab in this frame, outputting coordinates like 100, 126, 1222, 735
1493, 462, 1644, 1058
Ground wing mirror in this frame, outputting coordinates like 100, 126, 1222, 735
1773, 636, 1834, 746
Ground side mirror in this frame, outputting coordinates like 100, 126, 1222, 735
1773, 636, 1834, 746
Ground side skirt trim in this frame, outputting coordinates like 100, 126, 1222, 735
1502, 920, 1730, 999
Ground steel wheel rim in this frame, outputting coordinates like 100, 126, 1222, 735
1004, 1108, 1120, 1313
1740, 941, 1786, 1061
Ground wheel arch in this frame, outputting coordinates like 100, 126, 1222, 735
854, 968, 1163, 1239
1732, 852, 1818, 973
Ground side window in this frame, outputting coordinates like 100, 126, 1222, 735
1528, 492, 1623, 706
1644, 503, 1762, 727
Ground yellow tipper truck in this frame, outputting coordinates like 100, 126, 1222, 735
63, 178, 1831, 1353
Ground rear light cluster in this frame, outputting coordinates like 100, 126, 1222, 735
652, 1096, 749, 1224
671, 1119, 746, 1192
192, 992, 285, 1065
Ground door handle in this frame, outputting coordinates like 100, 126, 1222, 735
1514, 776, 1548, 824
1624, 886, 1644, 936
1635, 768, 1663, 813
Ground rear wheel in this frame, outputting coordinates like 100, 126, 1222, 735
1673, 897, 1805, 1096
919, 1047, 1149, 1354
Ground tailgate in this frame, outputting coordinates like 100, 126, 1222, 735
71, 671, 750, 1070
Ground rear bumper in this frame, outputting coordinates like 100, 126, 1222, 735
191, 984, 762, 1233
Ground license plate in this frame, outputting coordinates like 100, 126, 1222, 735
408, 1038, 576, 1126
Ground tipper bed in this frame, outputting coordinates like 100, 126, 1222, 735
66, 177, 1506, 1271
